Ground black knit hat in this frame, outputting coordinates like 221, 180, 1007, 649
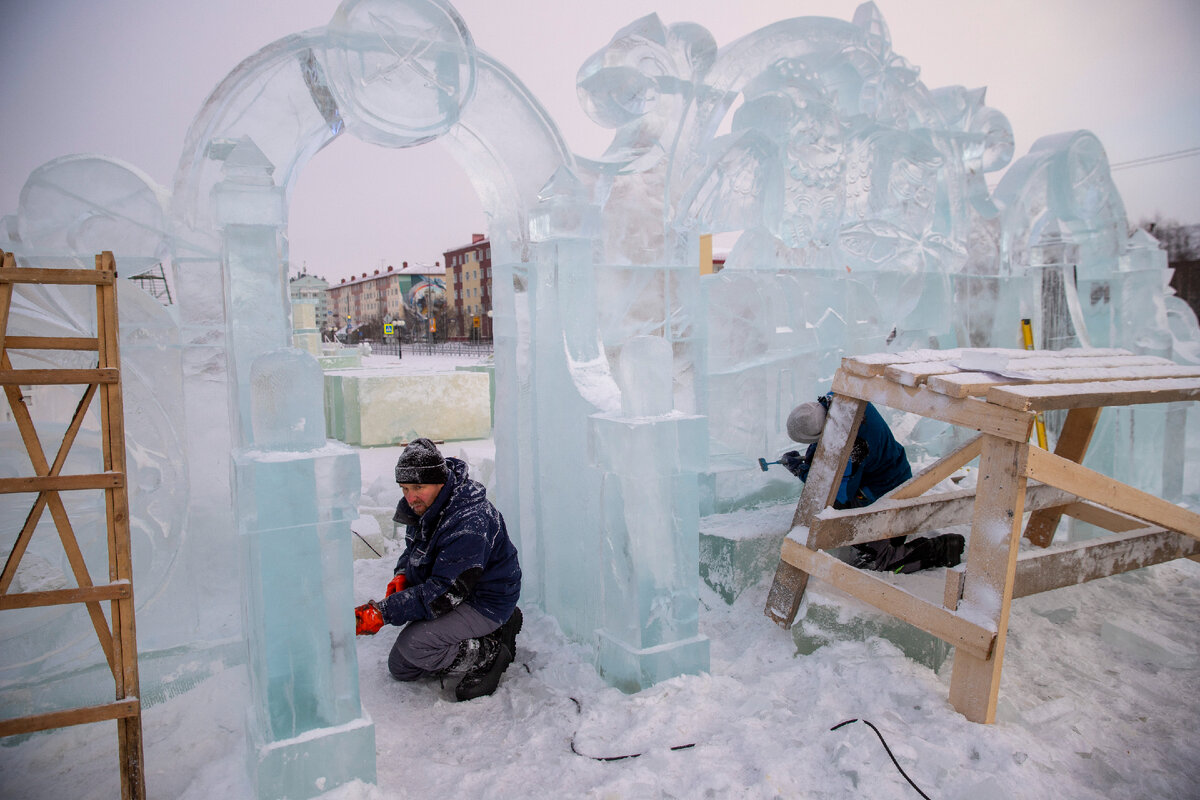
394, 437, 449, 485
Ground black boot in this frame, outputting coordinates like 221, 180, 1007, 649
493, 607, 523, 657
454, 636, 514, 702
891, 533, 966, 574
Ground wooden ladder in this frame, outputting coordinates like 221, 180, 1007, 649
0, 250, 146, 799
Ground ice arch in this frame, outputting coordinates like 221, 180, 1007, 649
4, 2, 1199, 798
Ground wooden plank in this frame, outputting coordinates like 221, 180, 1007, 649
0, 253, 12, 358
1025, 446, 1200, 541
809, 482, 1076, 549
944, 566, 965, 610
97, 252, 146, 800
886, 435, 983, 500
884, 361, 961, 387
1060, 501, 1145, 532
833, 371, 1034, 443
0, 472, 124, 494
0, 700, 140, 738
0, 367, 119, 385
0, 582, 132, 609
764, 558, 813, 630
925, 358, 1181, 399
765, 395, 867, 628
840, 349, 963, 377
1024, 407, 1100, 547
1011, 527, 1200, 598
949, 436, 1029, 724
0, 266, 115, 285
987, 377, 1200, 412
780, 538, 996, 660
945, 501, 1152, 614
4, 335, 101, 351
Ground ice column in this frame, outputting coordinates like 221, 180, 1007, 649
217, 137, 374, 798
590, 335, 710, 691
235, 349, 375, 799
211, 136, 291, 444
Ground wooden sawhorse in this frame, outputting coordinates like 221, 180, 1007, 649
764, 347, 1200, 723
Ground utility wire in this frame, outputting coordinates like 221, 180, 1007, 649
1109, 146, 1200, 171
986, 145, 1200, 190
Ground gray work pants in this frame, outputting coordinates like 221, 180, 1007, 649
388, 603, 499, 680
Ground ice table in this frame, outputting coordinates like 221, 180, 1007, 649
764, 347, 1200, 723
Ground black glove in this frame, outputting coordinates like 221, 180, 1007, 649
850, 437, 869, 464
780, 450, 809, 480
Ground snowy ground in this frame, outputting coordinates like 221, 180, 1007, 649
3, 352, 1199, 798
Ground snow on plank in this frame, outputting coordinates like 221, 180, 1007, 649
840, 349, 963, 377
841, 347, 1132, 379
927, 360, 1193, 399
986, 377, 1200, 412
884, 360, 961, 386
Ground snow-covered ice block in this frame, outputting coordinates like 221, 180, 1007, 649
794, 572, 953, 672
698, 502, 795, 604
318, 350, 363, 370
325, 370, 491, 445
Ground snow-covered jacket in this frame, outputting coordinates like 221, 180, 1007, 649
378, 457, 521, 626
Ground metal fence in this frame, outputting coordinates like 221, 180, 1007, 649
366, 339, 494, 358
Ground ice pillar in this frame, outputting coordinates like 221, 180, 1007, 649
235, 349, 375, 799
217, 138, 374, 797
211, 136, 291, 444
591, 336, 710, 691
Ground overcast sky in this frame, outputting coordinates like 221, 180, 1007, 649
3, 0, 1198, 284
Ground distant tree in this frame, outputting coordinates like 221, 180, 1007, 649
358, 314, 384, 341
1137, 216, 1200, 262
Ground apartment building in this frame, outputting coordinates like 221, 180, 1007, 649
444, 233, 492, 340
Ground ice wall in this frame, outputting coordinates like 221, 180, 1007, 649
3, 3, 1199, 793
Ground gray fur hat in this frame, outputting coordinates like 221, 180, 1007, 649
394, 437, 449, 484
786, 401, 827, 444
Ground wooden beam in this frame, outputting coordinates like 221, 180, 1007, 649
0, 472, 124, 494
0, 700, 140, 738
988, 377, 1200, 412
950, 436, 1029, 724
0, 266, 115, 285
780, 538, 996, 660
1025, 446, 1200, 541
886, 435, 983, 500
0, 368, 119, 385
925, 358, 1182, 398
1059, 501, 1145, 532
808, 483, 1076, 550
1024, 407, 1100, 547
4, 335, 100, 351
1011, 528, 1200, 598
0, 252, 12, 358
0, 582, 131, 609
833, 371, 1034, 443
766, 396, 867, 628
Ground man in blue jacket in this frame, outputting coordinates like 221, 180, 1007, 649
354, 438, 522, 701
781, 394, 964, 573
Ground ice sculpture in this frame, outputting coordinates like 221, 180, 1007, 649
3, 1, 1198, 795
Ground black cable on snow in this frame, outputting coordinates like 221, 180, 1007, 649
567, 695, 696, 762
830, 718, 932, 800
